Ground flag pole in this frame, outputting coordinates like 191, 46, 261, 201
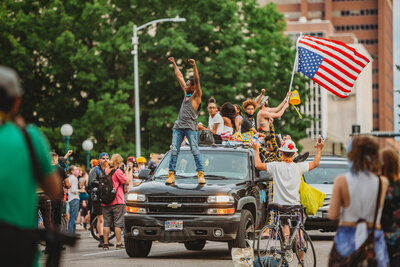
287, 33, 303, 102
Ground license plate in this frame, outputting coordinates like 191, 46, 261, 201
165, 220, 183, 231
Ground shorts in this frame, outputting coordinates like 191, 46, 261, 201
102, 204, 125, 228
92, 201, 103, 216
334, 226, 389, 267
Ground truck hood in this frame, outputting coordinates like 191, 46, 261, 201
129, 180, 236, 196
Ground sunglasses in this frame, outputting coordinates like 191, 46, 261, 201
101, 157, 109, 160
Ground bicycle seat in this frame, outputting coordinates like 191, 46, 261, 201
268, 203, 303, 212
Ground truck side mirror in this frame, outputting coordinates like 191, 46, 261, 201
138, 168, 151, 179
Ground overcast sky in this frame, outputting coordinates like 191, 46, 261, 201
394, 1, 399, 140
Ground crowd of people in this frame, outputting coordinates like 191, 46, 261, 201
1, 59, 400, 266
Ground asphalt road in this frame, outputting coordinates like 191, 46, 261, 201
41, 228, 335, 267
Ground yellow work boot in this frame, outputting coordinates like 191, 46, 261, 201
165, 171, 175, 185
197, 171, 206, 184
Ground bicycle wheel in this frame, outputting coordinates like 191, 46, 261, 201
90, 216, 116, 241
257, 224, 284, 267
294, 228, 316, 267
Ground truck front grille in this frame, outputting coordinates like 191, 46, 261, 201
148, 196, 207, 203
148, 207, 205, 214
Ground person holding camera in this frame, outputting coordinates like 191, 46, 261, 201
102, 154, 129, 250
88, 152, 110, 248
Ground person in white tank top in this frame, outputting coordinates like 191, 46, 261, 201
328, 135, 389, 267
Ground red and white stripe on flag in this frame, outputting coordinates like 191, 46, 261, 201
297, 35, 370, 98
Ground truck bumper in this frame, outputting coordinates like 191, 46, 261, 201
124, 213, 241, 242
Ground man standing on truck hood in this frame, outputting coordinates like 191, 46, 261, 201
166, 57, 205, 185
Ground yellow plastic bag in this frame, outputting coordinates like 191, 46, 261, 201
299, 175, 326, 215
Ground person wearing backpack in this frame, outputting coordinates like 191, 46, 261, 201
101, 153, 128, 250
88, 152, 110, 247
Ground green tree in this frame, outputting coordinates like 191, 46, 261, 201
0, 0, 310, 164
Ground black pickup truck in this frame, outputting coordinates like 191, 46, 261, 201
123, 144, 271, 257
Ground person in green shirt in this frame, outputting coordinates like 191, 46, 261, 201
0, 66, 61, 267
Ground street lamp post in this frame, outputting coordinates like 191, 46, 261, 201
60, 124, 73, 167
82, 139, 94, 170
132, 16, 186, 158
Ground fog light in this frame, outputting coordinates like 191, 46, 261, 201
214, 229, 223, 237
132, 228, 139, 236
207, 208, 235, 215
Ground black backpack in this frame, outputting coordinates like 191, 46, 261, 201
97, 168, 118, 204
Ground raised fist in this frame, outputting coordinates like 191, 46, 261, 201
261, 88, 266, 94
168, 57, 175, 63
188, 59, 196, 66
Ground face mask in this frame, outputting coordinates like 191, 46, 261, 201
139, 165, 145, 170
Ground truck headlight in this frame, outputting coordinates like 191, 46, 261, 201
127, 193, 146, 202
207, 195, 234, 204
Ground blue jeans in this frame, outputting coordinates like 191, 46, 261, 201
169, 129, 204, 172
68, 199, 79, 233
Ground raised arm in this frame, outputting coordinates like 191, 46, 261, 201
266, 102, 289, 119
251, 141, 267, 171
168, 57, 186, 92
255, 89, 266, 110
267, 92, 291, 113
188, 59, 201, 98
308, 136, 324, 171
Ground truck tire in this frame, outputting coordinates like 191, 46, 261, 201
184, 240, 206, 250
124, 237, 152, 257
228, 210, 254, 250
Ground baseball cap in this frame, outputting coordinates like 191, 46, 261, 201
279, 140, 298, 152
0, 66, 23, 97
127, 156, 135, 163
99, 152, 109, 159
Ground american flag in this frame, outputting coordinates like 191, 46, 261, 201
297, 35, 370, 98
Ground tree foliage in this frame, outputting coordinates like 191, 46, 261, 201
0, 0, 310, 163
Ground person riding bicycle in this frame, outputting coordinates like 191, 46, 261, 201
252, 137, 324, 249
88, 152, 113, 248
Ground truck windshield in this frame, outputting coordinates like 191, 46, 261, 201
154, 151, 249, 180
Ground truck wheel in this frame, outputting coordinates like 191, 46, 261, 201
124, 237, 152, 257
184, 240, 206, 250
228, 210, 254, 250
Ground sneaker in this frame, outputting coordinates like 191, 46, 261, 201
108, 241, 114, 247
197, 171, 206, 184
165, 171, 175, 185
103, 244, 109, 250
116, 243, 125, 249
98, 240, 104, 248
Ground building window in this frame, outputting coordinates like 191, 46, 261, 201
338, 9, 378, 17
334, 24, 378, 32
359, 39, 378, 45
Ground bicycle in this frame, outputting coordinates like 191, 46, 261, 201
90, 216, 116, 241
256, 203, 316, 267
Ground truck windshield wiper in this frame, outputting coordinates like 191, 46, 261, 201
202, 175, 228, 179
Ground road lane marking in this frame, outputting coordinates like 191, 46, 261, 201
83, 250, 125, 257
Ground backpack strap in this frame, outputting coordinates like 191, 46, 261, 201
96, 166, 100, 177
19, 126, 43, 185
